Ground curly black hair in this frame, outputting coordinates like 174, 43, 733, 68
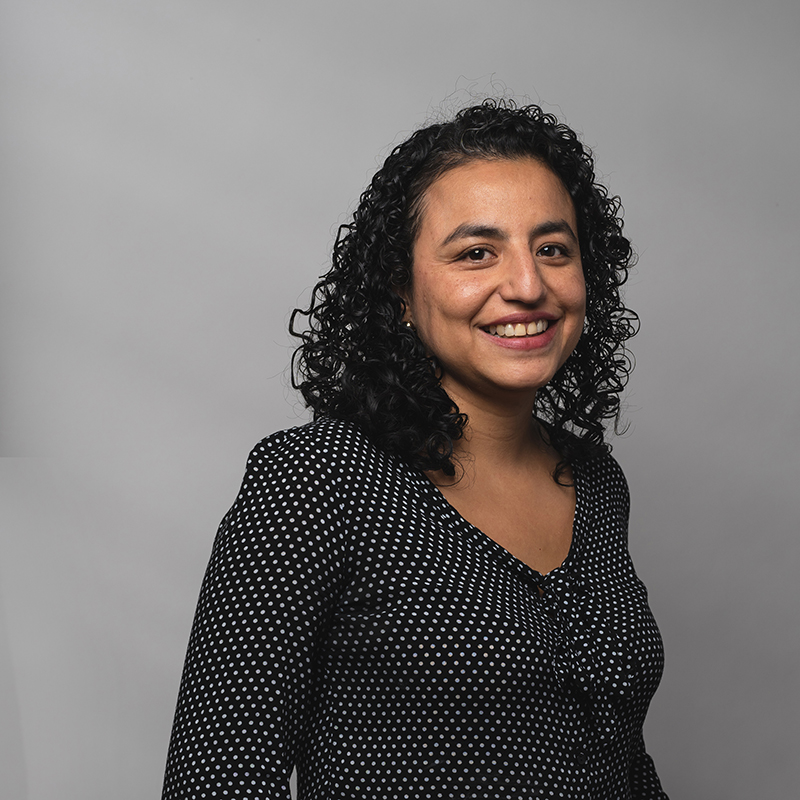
290, 100, 638, 481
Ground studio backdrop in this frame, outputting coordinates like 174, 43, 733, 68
1, 1, 798, 798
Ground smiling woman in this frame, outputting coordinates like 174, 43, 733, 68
403, 158, 586, 410
162, 101, 668, 799
402, 157, 589, 575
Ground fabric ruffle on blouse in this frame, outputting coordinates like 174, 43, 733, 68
544, 563, 662, 755
163, 419, 668, 799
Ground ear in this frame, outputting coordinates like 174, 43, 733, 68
401, 299, 413, 327
393, 285, 413, 326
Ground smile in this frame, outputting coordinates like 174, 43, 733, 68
485, 320, 550, 338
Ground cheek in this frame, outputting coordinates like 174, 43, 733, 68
553, 264, 585, 305
564, 273, 587, 345
577, 284, 587, 319
414, 275, 485, 329
571, 270, 587, 315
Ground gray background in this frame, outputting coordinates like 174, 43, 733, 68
1, 1, 798, 798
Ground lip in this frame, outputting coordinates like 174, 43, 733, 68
480, 318, 559, 350
483, 312, 558, 327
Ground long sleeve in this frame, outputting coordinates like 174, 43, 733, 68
162, 431, 350, 799
162, 421, 669, 798
629, 732, 669, 799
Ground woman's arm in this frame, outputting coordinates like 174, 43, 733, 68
162, 430, 349, 799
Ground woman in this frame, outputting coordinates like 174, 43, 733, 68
163, 101, 668, 799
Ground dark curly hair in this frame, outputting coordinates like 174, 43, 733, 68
290, 100, 638, 481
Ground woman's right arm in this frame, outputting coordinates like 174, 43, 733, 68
162, 431, 349, 799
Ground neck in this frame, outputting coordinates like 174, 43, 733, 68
436, 386, 554, 483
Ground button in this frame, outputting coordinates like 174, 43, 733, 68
576, 750, 588, 765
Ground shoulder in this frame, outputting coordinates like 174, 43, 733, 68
250, 417, 385, 467
243, 418, 402, 494
576, 448, 631, 517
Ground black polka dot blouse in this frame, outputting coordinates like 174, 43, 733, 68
163, 419, 668, 799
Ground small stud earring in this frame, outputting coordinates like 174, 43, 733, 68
404, 320, 416, 331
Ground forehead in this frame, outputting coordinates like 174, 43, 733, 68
416, 157, 576, 240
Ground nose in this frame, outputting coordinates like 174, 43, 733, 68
500, 247, 547, 305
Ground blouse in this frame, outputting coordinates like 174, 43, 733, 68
163, 418, 668, 799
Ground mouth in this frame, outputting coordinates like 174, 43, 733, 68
484, 319, 550, 338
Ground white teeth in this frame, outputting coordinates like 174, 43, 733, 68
488, 319, 549, 338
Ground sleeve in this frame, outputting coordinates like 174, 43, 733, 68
629, 731, 669, 799
162, 432, 350, 799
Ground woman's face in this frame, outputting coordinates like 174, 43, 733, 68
403, 157, 586, 410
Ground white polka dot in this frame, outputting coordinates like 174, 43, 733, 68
162, 419, 667, 799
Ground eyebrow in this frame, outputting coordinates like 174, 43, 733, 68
440, 219, 578, 248
440, 224, 507, 247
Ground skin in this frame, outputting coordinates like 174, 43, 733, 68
402, 157, 586, 575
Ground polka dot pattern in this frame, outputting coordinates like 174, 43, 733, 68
163, 419, 668, 799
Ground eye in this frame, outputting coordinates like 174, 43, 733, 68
462, 247, 492, 262
537, 243, 568, 258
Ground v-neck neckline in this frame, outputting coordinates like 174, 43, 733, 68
412, 459, 586, 583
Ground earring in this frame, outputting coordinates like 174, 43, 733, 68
404, 320, 416, 331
